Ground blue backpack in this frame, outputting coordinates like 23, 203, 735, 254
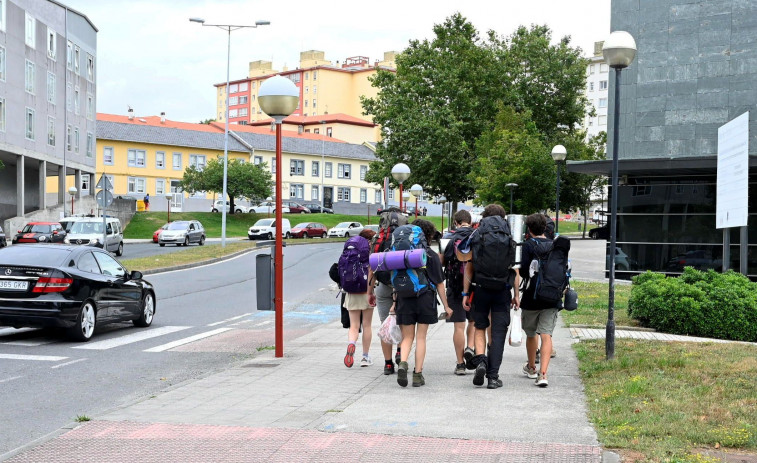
338, 236, 370, 293
390, 225, 430, 297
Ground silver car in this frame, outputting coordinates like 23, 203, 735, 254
158, 220, 206, 247
328, 222, 364, 238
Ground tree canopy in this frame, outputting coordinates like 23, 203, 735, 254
179, 157, 272, 213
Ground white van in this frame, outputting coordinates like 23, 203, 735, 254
248, 218, 291, 240
64, 217, 124, 256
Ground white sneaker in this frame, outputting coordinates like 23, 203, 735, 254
360, 355, 373, 367
535, 372, 549, 388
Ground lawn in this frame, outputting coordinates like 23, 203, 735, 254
576, 339, 757, 462
561, 280, 637, 328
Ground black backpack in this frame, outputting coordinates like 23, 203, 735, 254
371, 210, 408, 285
527, 235, 571, 305
470, 216, 516, 291
443, 227, 473, 294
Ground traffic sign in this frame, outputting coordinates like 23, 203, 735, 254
96, 190, 114, 208
95, 174, 114, 191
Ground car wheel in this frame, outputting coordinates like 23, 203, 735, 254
300, 211, 306, 214
133, 292, 155, 327
248, 236, 254, 240
322, 232, 327, 238
115, 242, 124, 257
344, 232, 350, 238
285, 232, 291, 239
183, 237, 189, 246
236, 209, 243, 213
159, 243, 165, 247
67, 301, 96, 342
267, 233, 273, 240
199, 235, 205, 246
590, 231, 597, 239
212, 208, 219, 213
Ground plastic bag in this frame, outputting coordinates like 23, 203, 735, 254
508, 307, 523, 347
378, 314, 402, 344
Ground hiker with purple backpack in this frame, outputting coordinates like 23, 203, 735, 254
338, 230, 376, 368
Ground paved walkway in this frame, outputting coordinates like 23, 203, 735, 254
572, 327, 757, 346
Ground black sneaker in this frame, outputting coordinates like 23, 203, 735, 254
487, 377, 503, 389
454, 363, 466, 375
463, 347, 475, 370
397, 361, 409, 387
384, 363, 395, 375
473, 362, 486, 387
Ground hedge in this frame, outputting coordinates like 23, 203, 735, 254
628, 268, 757, 342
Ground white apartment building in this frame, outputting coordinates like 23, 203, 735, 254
583, 41, 610, 140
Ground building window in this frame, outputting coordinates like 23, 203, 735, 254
239, 82, 248, 91
66, 125, 71, 150
103, 146, 114, 165
290, 184, 304, 199
600, 63, 609, 73
337, 187, 350, 202
290, 159, 304, 176
305, 72, 309, 80
327, 127, 332, 137
325, 162, 332, 178
81, 174, 89, 193
0, 98, 5, 132
375, 190, 382, 203
86, 132, 93, 157
85, 54, 94, 81
66, 84, 72, 111
360, 189, 367, 203
229, 83, 238, 93
229, 96, 238, 105
0, 46, 5, 81
127, 177, 147, 194
189, 154, 206, 170
74, 128, 80, 153
589, 82, 594, 91
311, 186, 319, 200
313, 70, 317, 80
598, 115, 607, 126
253, 155, 263, 165
74, 45, 80, 75
86, 94, 94, 120
589, 64, 595, 74
47, 116, 55, 146
25, 108, 34, 140
239, 95, 248, 104
314, 128, 319, 135
252, 81, 256, 89
25, 13, 35, 48
47, 72, 55, 103
599, 98, 608, 108
47, 28, 56, 59
66, 41, 73, 70
25, 60, 35, 94
360, 165, 367, 181
0, 0, 5, 32
312, 161, 319, 177
388, 189, 394, 200
156, 151, 165, 169
305, 86, 308, 94
271, 157, 276, 173
229, 109, 238, 118
74, 87, 80, 115
156, 179, 165, 195
304, 100, 308, 108
312, 99, 317, 108
128, 149, 146, 167
313, 85, 317, 94
599, 80, 608, 91
239, 108, 248, 116
337, 163, 351, 179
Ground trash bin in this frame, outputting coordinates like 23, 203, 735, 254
136, 200, 145, 212
256, 253, 274, 311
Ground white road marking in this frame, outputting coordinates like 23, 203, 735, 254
152, 250, 260, 276
0, 354, 68, 362
51, 358, 88, 369
254, 320, 273, 327
207, 313, 252, 327
0, 375, 23, 383
144, 328, 232, 352
3, 340, 55, 347
71, 326, 190, 350
0, 327, 38, 337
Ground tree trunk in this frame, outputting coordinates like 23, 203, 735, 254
229, 196, 235, 214
582, 204, 588, 239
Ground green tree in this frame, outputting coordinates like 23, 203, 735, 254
199, 118, 216, 125
179, 158, 272, 213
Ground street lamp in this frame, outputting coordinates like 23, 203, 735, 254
409, 184, 423, 218
505, 183, 518, 215
190, 17, 270, 248
391, 163, 411, 211
603, 31, 636, 361
266, 196, 273, 218
551, 145, 567, 233
438, 195, 447, 232
320, 120, 326, 208
165, 194, 172, 223
259, 75, 299, 359
68, 187, 77, 216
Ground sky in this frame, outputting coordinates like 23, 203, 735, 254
64, 0, 611, 124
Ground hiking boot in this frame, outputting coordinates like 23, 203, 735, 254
463, 347, 475, 370
384, 362, 395, 375
473, 362, 486, 386
535, 372, 549, 388
395, 350, 401, 366
412, 371, 425, 387
397, 361, 409, 387
344, 343, 356, 368
487, 377, 503, 389
360, 354, 373, 367
522, 362, 537, 379
454, 363, 466, 376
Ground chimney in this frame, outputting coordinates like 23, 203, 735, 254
128, 107, 134, 120
160, 112, 166, 123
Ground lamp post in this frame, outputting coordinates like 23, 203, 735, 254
68, 187, 77, 216
402, 192, 410, 213
438, 195, 447, 232
603, 31, 636, 361
190, 17, 270, 248
551, 145, 567, 233
320, 120, 326, 208
409, 184, 423, 218
259, 75, 299, 359
505, 183, 518, 215
165, 195, 172, 223
391, 163, 410, 211
266, 196, 273, 218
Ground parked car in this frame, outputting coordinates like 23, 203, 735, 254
153, 223, 169, 243
302, 203, 334, 214
588, 225, 610, 240
607, 247, 640, 271
0, 225, 6, 248
158, 220, 206, 247
12, 222, 67, 245
64, 217, 125, 256
58, 217, 83, 233
363, 224, 380, 235
211, 200, 250, 214
0, 244, 155, 341
250, 202, 290, 214
290, 222, 328, 238
666, 250, 722, 272
248, 218, 291, 240
283, 201, 310, 214
328, 222, 364, 238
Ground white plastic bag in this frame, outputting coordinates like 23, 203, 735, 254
508, 307, 523, 347
378, 314, 402, 345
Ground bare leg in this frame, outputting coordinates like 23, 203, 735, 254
400, 325, 416, 363
466, 321, 476, 350
347, 310, 361, 343
361, 308, 374, 355
539, 333, 553, 375
453, 321, 466, 363
474, 328, 487, 356
526, 335, 539, 370
414, 324, 429, 371
381, 339, 393, 362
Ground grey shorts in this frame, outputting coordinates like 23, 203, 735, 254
522, 308, 559, 337
375, 282, 394, 322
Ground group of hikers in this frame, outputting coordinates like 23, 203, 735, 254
334, 204, 572, 389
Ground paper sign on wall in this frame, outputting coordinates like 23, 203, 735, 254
716, 112, 749, 229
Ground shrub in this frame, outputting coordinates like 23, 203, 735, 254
629, 269, 757, 342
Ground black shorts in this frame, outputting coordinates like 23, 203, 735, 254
396, 290, 438, 326
446, 289, 473, 323
471, 287, 511, 330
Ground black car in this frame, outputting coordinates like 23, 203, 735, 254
0, 245, 156, 341
303, 203, 334, 214
12, 222, 67, 244
588, 225, 610, 240
0, 225, 6, 247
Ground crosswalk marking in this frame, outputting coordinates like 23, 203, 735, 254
4, 340, 55, 347
51, 358, 88, 369
0, 327, 38, 337
144, 328, 232, 352
0, 375, 23, 383
71, 326, 191, 350
0, 353, 68, 362
207, 313, 252, 327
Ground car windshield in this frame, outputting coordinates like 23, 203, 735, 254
254, 219, 274, 227
335, 222, 352, 228
0, 245, 71, 266
167, 222, 189, 230
70, 222, 104, 234
293, 223, 310, 229
22, 224, 52, 233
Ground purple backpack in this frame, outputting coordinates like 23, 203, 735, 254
338, 236, 370, 293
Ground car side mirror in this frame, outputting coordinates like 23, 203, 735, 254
53, 230, 58, 235
129, 270, 143, 280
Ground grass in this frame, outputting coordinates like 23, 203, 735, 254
120, 241, 258, 271
74, 415, 91, 422
576, 339, 757, 462
561, 280, 636, 328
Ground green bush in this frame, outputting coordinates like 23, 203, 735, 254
629, 268, 757, 342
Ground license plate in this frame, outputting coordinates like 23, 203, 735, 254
0, 280, 29, 291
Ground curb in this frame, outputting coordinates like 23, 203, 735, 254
570, 324, 656, 332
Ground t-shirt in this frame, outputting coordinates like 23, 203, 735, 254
520, 237, 555, 310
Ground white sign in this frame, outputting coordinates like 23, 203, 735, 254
95, 174, 114, 191
716, 112, 749, 229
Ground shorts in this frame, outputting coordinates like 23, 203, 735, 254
471, 287, 511, 330
396, 290, 438, 326
345, 292, 371, 311
446, 288, 472, 323
522, 308, 559, 337
375, 282, 394, 322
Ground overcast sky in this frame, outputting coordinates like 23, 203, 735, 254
63, 0, 610, 124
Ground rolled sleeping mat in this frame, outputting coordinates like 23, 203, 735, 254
369, 249, 427, 271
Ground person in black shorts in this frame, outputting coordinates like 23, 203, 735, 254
395, 219, 452, 388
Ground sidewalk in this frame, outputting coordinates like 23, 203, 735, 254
5, 317, 607, 462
